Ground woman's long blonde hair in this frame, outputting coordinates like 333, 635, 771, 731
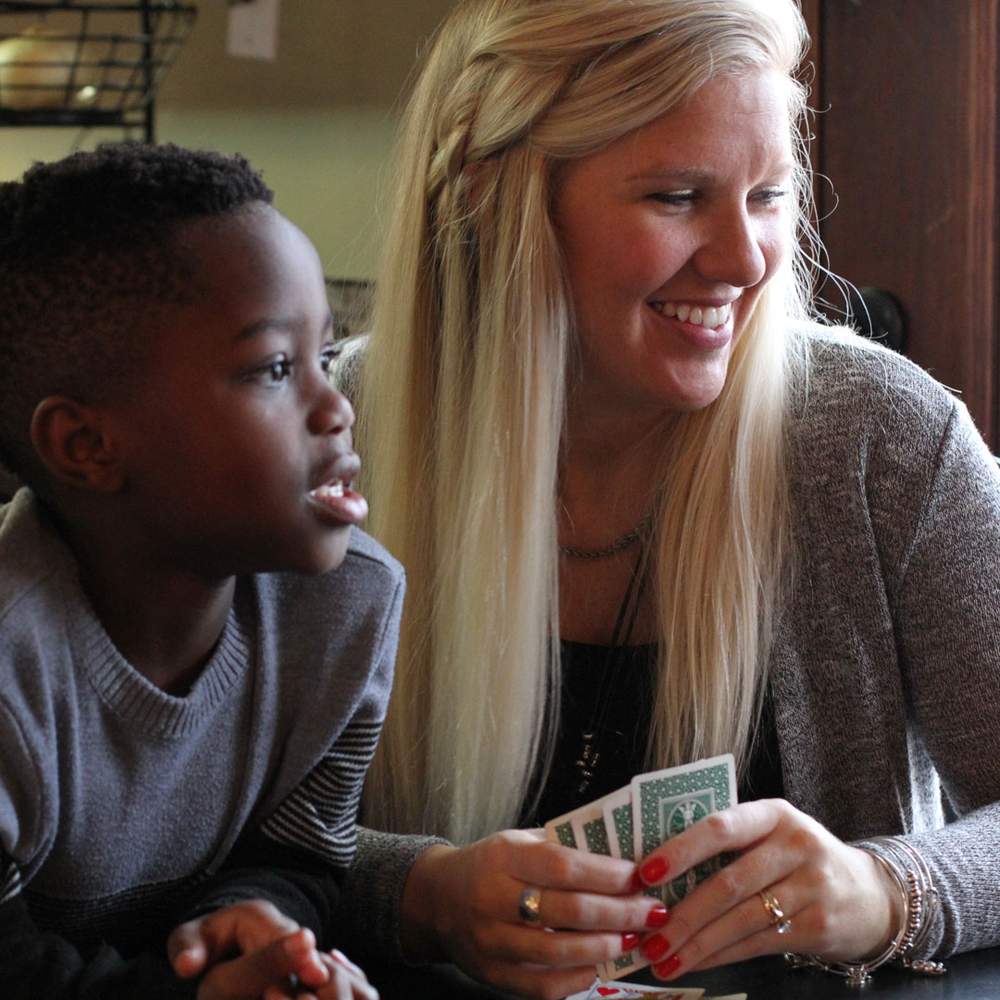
360, 0, 815, 843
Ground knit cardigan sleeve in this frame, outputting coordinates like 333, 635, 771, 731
332, 826, 451, 963
890, 400, 1000, 958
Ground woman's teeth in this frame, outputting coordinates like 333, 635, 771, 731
651, 301, 732, 328
311, 480, 345, 499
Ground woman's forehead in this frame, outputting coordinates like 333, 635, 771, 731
576, 71, 796, 184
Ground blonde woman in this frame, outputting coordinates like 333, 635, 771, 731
337, 1, 1000, 997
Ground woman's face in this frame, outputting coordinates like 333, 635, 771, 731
554, 69, 795, 419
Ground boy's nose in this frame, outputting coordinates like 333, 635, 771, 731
309, 381, 355, 437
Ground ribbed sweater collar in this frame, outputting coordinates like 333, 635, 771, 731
3, 490, 256, 738
73, 597, 253, 739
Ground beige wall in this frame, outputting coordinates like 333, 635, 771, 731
0, 1, 454, 279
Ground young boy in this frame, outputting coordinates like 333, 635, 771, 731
0, 143, 402, 998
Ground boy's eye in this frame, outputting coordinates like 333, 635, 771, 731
320, 345, 337, 374
268, 357, 293, 382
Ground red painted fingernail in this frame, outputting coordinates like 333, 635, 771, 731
639, 857, 669, 884
653, 954, 682, 978
621, 932, 640, 951
641, 935, 670, 962
645, 905, 670, 928
629, 869, 645, 892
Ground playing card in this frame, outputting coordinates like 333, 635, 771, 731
597, 946, 652, 982
571, 788, 628, 856
563, 980, 704, 1000
573, 810, 613, 856
546, 787, 626, 855
543, 790, 645, 979
544, 810, 579, 849
544, 756, 739, 985
601, 786, 634, 860
631, 753, 737, 906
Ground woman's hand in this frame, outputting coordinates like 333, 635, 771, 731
401, 829, 668, 1000
632, 799, 902, 981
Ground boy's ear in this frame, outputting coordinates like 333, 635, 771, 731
29, 396, 127, 493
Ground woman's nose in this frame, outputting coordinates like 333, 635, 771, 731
693, 208, 768, 290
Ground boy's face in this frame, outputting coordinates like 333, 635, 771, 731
108, 204, 367, 578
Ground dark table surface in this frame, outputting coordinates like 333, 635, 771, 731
366, 947, 1000, 999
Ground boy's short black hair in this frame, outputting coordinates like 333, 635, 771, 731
0, 141, 273, 486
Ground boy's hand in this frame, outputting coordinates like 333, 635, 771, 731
299, 949, 378, 1000
167, 899, 329, 999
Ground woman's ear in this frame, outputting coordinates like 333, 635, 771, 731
29, 396, 127, 493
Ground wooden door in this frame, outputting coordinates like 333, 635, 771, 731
804, 0, 999, 450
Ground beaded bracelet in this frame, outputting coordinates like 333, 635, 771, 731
864, 836, 946, 976
785, 835, 945, 987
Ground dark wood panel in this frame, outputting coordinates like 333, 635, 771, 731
799, 0, 822, 183
799, 0, 822, 105
818, 0, 998, 449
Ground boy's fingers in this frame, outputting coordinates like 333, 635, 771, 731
262, 989, 300, 1000
199, 932, 328, 1000
282, 929, 331, 989
317, 953, 378, 1000
328, 948, 365, 977
166, 919, 210, 977
169, 900, 305, 976
171, 943, 208, 979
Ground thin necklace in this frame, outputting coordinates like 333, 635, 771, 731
559, 511, 654, 561
574, 545, 649, 796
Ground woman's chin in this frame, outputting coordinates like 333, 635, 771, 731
650, 369, 730, 413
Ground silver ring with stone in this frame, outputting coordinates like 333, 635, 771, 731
518, 885, 543, 925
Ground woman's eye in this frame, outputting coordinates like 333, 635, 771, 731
320, 346, 337, 374
650, 190, 698, 206
754, 187, 789, 205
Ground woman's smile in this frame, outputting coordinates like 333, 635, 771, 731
646, 296, 737, 351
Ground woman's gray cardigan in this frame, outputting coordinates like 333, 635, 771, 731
335, 329, 1000, 964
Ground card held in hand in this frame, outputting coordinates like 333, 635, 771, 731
601, 786, 634, 861
545, 787, 629, 857
542, 754, 738, 984
631, 753, 737, 907
563, 979, 705, 1000
544, 812, 579, 849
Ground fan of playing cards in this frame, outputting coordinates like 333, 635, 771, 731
544, 754, 738, 983
565, 982, 745, 1000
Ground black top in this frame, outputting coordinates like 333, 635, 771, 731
522, 640, 783, 828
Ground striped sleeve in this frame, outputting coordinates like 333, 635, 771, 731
261, 559, 402, 878
1, 852, 22, 906
260, 717, 383, 872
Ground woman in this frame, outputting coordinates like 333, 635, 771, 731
337, 1, 1000, 997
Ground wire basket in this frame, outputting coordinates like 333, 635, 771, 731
0, 1, 196, 132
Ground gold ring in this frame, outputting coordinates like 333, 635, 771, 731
759, 889, 792, 935
518, 886, 543, 925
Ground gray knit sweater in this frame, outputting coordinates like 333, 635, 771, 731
337, 329, 1000, 964
0, 491, 404, 995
